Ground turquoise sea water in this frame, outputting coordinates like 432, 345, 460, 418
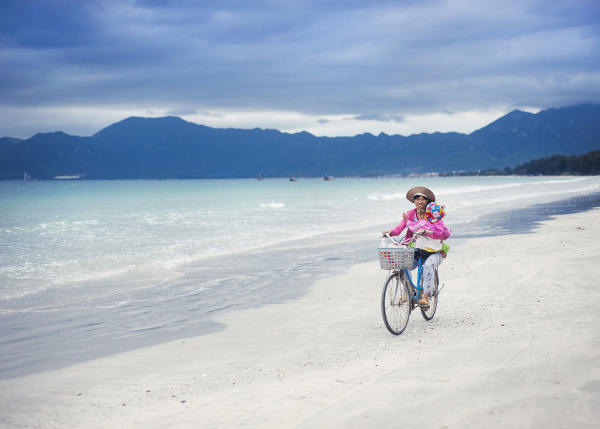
1, 176, 599, 376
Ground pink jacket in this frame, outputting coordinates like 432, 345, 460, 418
390, 208, 451, 244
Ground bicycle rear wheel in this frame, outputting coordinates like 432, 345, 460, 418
381, 272, 411, 335
421, 269, 439, 321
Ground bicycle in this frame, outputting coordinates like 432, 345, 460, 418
378, 234, 442, 335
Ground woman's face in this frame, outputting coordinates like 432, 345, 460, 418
414, 195, 428, 211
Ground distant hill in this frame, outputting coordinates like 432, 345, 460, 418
0, 132, 112, 180
1, 104, 599, 180
467, 104, 600, 166
0, 137, 23, 154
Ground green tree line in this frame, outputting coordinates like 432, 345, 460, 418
509, 148, 600, 176
442, 147, 600, 176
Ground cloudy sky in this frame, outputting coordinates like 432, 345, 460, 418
1, 0, 599, 138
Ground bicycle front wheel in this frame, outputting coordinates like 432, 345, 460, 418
381, 272, 411, 335
421, 269, 439, 321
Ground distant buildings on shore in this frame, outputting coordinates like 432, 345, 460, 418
52, 174, 86, 180
379, 172, 440, 178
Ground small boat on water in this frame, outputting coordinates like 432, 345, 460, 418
324, 175, 334, 181
257, 175, 263, 180
290, 177, 297, 182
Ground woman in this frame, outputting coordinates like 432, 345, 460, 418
382, 186, 451, 307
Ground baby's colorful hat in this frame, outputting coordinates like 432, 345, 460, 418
426, 202, 446, 223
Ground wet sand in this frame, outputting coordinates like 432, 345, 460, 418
1, 208, 599, 428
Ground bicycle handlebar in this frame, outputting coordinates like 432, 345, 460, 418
384, 233, 400, 243
384, 232, 424, 245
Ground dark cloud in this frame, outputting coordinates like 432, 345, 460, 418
317, 118, 331, 124
0, 0, 598, 126
0, 1, 104, 49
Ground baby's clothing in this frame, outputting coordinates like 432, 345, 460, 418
390, 208, 451, 251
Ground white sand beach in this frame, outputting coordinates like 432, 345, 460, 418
2, 209, 600, 428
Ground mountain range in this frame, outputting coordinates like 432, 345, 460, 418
1, 104, 599, 180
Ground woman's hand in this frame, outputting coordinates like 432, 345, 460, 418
402, 212, 408, 221
413, 230, 425, 238
382, 230, 392, 237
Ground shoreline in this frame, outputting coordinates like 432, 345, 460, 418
1, 208, 600, 427
2, 189, 600, 380
452, 189, 600, 238
6, 174, 600, 181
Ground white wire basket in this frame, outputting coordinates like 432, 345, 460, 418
378, 246, 415, 270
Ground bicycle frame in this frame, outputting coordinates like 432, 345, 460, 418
384, 259, 424, 308
402, 258, 424, 297
384, 233, 425, 299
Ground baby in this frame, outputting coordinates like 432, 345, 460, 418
402, 202, 451, 255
